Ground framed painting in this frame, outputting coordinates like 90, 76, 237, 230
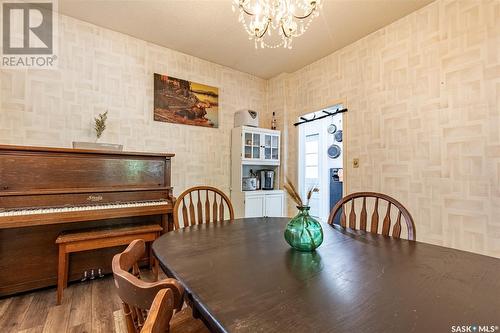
154, 73, 219, 128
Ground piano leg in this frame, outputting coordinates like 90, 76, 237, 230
161, 213, 174, 233
148, 238, 160, 281
167, 214, 174, 232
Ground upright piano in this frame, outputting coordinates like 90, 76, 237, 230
0, 145, 174, 296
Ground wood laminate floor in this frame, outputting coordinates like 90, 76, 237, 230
0, 276, 129, 333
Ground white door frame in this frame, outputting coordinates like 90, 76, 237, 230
298, 103, 346, 222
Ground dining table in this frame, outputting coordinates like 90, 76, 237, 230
152, 217, 500, 333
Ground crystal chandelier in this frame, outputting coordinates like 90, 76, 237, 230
232, 0, 322, 49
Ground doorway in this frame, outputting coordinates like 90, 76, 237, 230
298, 104, 344, 222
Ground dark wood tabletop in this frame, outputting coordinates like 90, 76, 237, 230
152, 218, 500, 333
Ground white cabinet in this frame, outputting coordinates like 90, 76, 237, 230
264, 193, 284, 217
231, 126, 284, 218
241, 127, 280, 165
244, 195, 265, 218
244, 191, 284, 218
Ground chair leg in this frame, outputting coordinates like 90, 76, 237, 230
122, 302, 137, 333
57, 246, 68, 305
192, 303, 201, 319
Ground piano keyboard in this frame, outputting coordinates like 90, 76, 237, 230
0, 200, 169, 217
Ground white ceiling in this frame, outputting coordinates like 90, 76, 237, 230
58, 0, 435, 79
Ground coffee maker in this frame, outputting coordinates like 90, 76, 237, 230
259, 170, 275, 190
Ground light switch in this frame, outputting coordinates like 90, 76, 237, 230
353, 158, 359, 168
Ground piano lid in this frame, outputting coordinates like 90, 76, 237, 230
0, 144, 175, 158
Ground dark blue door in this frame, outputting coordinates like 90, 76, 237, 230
329, 168, 343, 225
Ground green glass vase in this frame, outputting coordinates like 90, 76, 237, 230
284, 206, 323, 252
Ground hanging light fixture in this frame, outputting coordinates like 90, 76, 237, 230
232, 0, 322, 49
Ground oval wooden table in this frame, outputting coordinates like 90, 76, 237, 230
152, 218, 500, 333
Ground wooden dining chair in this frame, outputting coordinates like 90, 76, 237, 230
141, 288, 210, 333
327, 192, 416, 240
140, 289, 174, 333
112, 239, 208, 333
173, 186, 235, 229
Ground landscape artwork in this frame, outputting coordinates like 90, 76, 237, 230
154, 73, 219, 128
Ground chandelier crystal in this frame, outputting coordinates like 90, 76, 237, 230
232, 0, 322, 49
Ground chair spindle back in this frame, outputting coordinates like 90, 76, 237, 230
173, 186, 234, 229
327, 192, 416, 240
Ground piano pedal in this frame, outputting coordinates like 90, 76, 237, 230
98, 268, 104, 278
81, 270, 88, 282
89, 269, 96, 280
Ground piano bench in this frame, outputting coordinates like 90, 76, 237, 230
55, 223, 163, 305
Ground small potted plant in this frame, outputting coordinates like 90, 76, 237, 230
73, 111, 123, 151
94, 111, 108, 142
283, 178, 323, 252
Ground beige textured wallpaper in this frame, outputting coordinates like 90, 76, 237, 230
268, 0, 500, 258
0, 14, 267, 196
1, 0, 499, 259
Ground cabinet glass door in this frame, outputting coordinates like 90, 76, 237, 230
244, 132, 252, 158
244, 132, 261, 159
264, 134, 279, 161
264, 135, 272, 160
271, 135, 279, 160
252, 133, 260, 159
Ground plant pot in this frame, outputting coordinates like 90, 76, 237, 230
72, 141, 123, 151
284, 206, 323, 252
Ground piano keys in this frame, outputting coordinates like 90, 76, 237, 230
0, 200, 169, 216
0, 145, 174, 296
0, 200, 170, 228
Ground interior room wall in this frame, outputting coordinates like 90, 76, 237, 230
0, 14, 267, 196
268, 0, 500, 258
1, 0, 498, 259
